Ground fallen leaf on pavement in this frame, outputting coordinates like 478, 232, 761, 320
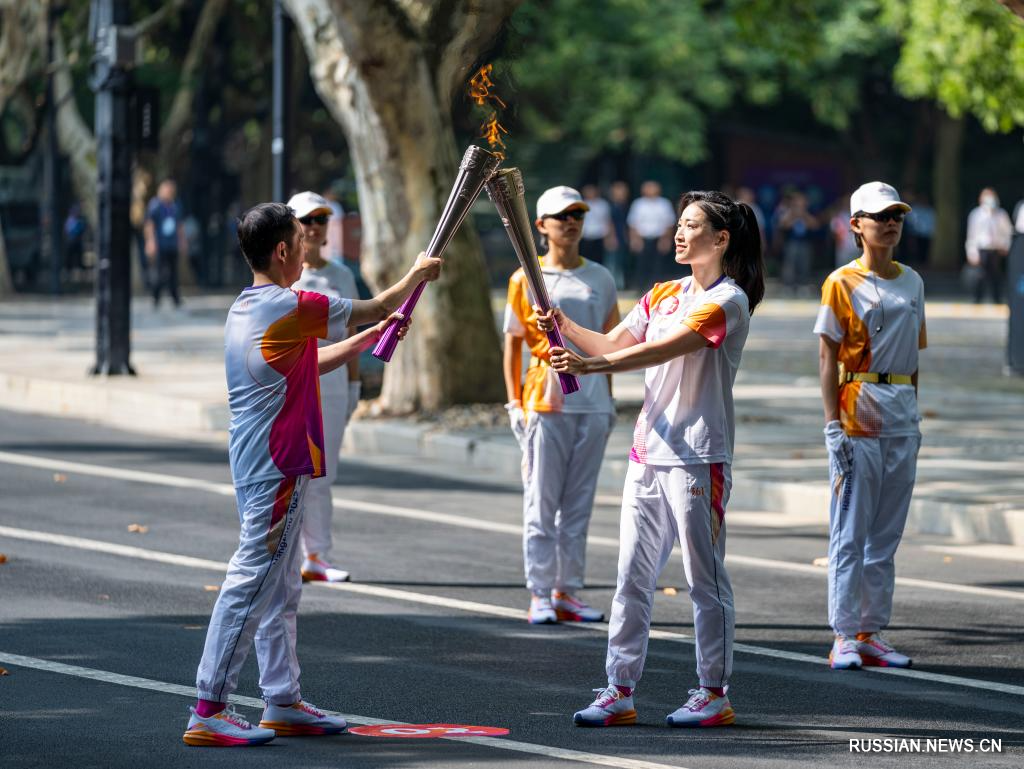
0, 554, 7, 564
53, 473, 67, 483
127, 523, 149, 533
812, 556, 829, 567
203, 585, 220, 592
663, 587, 678, 596
0, 667, 8, 676
943, 556, 953, 563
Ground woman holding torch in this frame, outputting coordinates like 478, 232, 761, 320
538, 191, 764, 728
504, 185, 620, 625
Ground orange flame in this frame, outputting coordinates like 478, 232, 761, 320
469, 64, 508, 160
481, 113, 508, 158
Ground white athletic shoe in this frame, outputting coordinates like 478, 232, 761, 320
259, 700, 348, 736
666, 688, 735, 727
301, 554, 351, 583
528, 595, 558, 624
183, 706, 276, 747
573, 685, 637, 727
857, 633, 912, 668
829, 635, 863, 669
551, 591, 605, 622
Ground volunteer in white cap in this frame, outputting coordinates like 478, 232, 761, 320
814, 181, 926, 670
288, 191, 360, 583
503, 185, 620, 625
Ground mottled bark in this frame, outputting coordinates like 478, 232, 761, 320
286, 0, 521, 412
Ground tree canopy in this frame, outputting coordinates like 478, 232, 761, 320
883, 0, 1024, 132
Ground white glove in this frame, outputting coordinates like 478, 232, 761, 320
505, 400, 526, 444
347, 381, 361, 420
824, 420, 853, 477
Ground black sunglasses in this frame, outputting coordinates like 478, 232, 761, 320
299, 214, 329, 226
855, 209, 905, 223
544, 210, 586, 222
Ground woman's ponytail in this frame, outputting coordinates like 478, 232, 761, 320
726, 202, 765, 314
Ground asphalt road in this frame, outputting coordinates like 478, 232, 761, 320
1, 408, 1022, 769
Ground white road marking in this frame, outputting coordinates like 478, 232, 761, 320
923, 543, 1024, 563
0, 449, 1021, 603
0, 652, 687, 769
3, 524, 1024, 698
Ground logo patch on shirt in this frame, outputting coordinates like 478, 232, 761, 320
658, 296, 680, 316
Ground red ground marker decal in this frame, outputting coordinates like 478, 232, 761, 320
349, 724, 509, 739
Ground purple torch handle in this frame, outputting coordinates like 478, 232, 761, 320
371, 282, 424, 362
372, 145, 502, 363
545, 324, 581, 395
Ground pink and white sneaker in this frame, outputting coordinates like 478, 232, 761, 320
183, 706, 276, 747
856, 633, 912, 668
301, 554, 351, 583
528, 595, 558, 624
666, 688, 735, 727
573, 685, 637, 727
829, 635, 863, 669
552, 591, 605, 622
259, 700, 348, 736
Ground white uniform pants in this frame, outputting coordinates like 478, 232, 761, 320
196, 475, 309, 705
606, 461, 734, 689
520, 411, 613, 594
828, 435, 919, 636
301, 382, 349, 558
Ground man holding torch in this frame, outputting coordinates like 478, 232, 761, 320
503, 186, 620, 625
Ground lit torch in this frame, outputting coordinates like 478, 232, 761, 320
372, 64, 510, 362
372, 145, 501, 362
485, 168, 580, 395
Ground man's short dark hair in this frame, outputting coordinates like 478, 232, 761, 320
236, 202, 297, 272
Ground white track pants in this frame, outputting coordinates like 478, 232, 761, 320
606, 461, 734, 689
520, 411, 613, 594
196, 475, 308, 705
301, 382, 349, 558
828, 435, 919, 636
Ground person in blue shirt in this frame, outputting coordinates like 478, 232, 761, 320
145, 178, 187, 308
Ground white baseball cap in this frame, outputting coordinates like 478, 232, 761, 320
287, 191, 333, 219
850, 182, 911, 217
536, 186, 589, 219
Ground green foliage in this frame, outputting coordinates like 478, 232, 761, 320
507, 0, 900, 164
882, 0, 1024, 132
508, 0, 735, 164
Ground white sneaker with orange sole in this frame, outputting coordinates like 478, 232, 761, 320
259, 700, 348, 736
857, 633, 912, 668
183, 706, 276, 747
666, 688, 735, 727
552, 591, 605, 622
301, 554, 351, 583
573, 685, 637, 727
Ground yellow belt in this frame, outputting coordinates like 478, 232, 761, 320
529, 355, 548, 368
845, 372, 912, 385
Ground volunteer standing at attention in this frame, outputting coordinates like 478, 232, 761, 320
815, 181, 925, 671
541, 190, 764, 728
504, 186, 620, 625
288, 191, 360, 583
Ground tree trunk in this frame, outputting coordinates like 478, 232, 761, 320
53, 28, 98, 230
930, 111, 965, 270
286, 0, 520, 412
